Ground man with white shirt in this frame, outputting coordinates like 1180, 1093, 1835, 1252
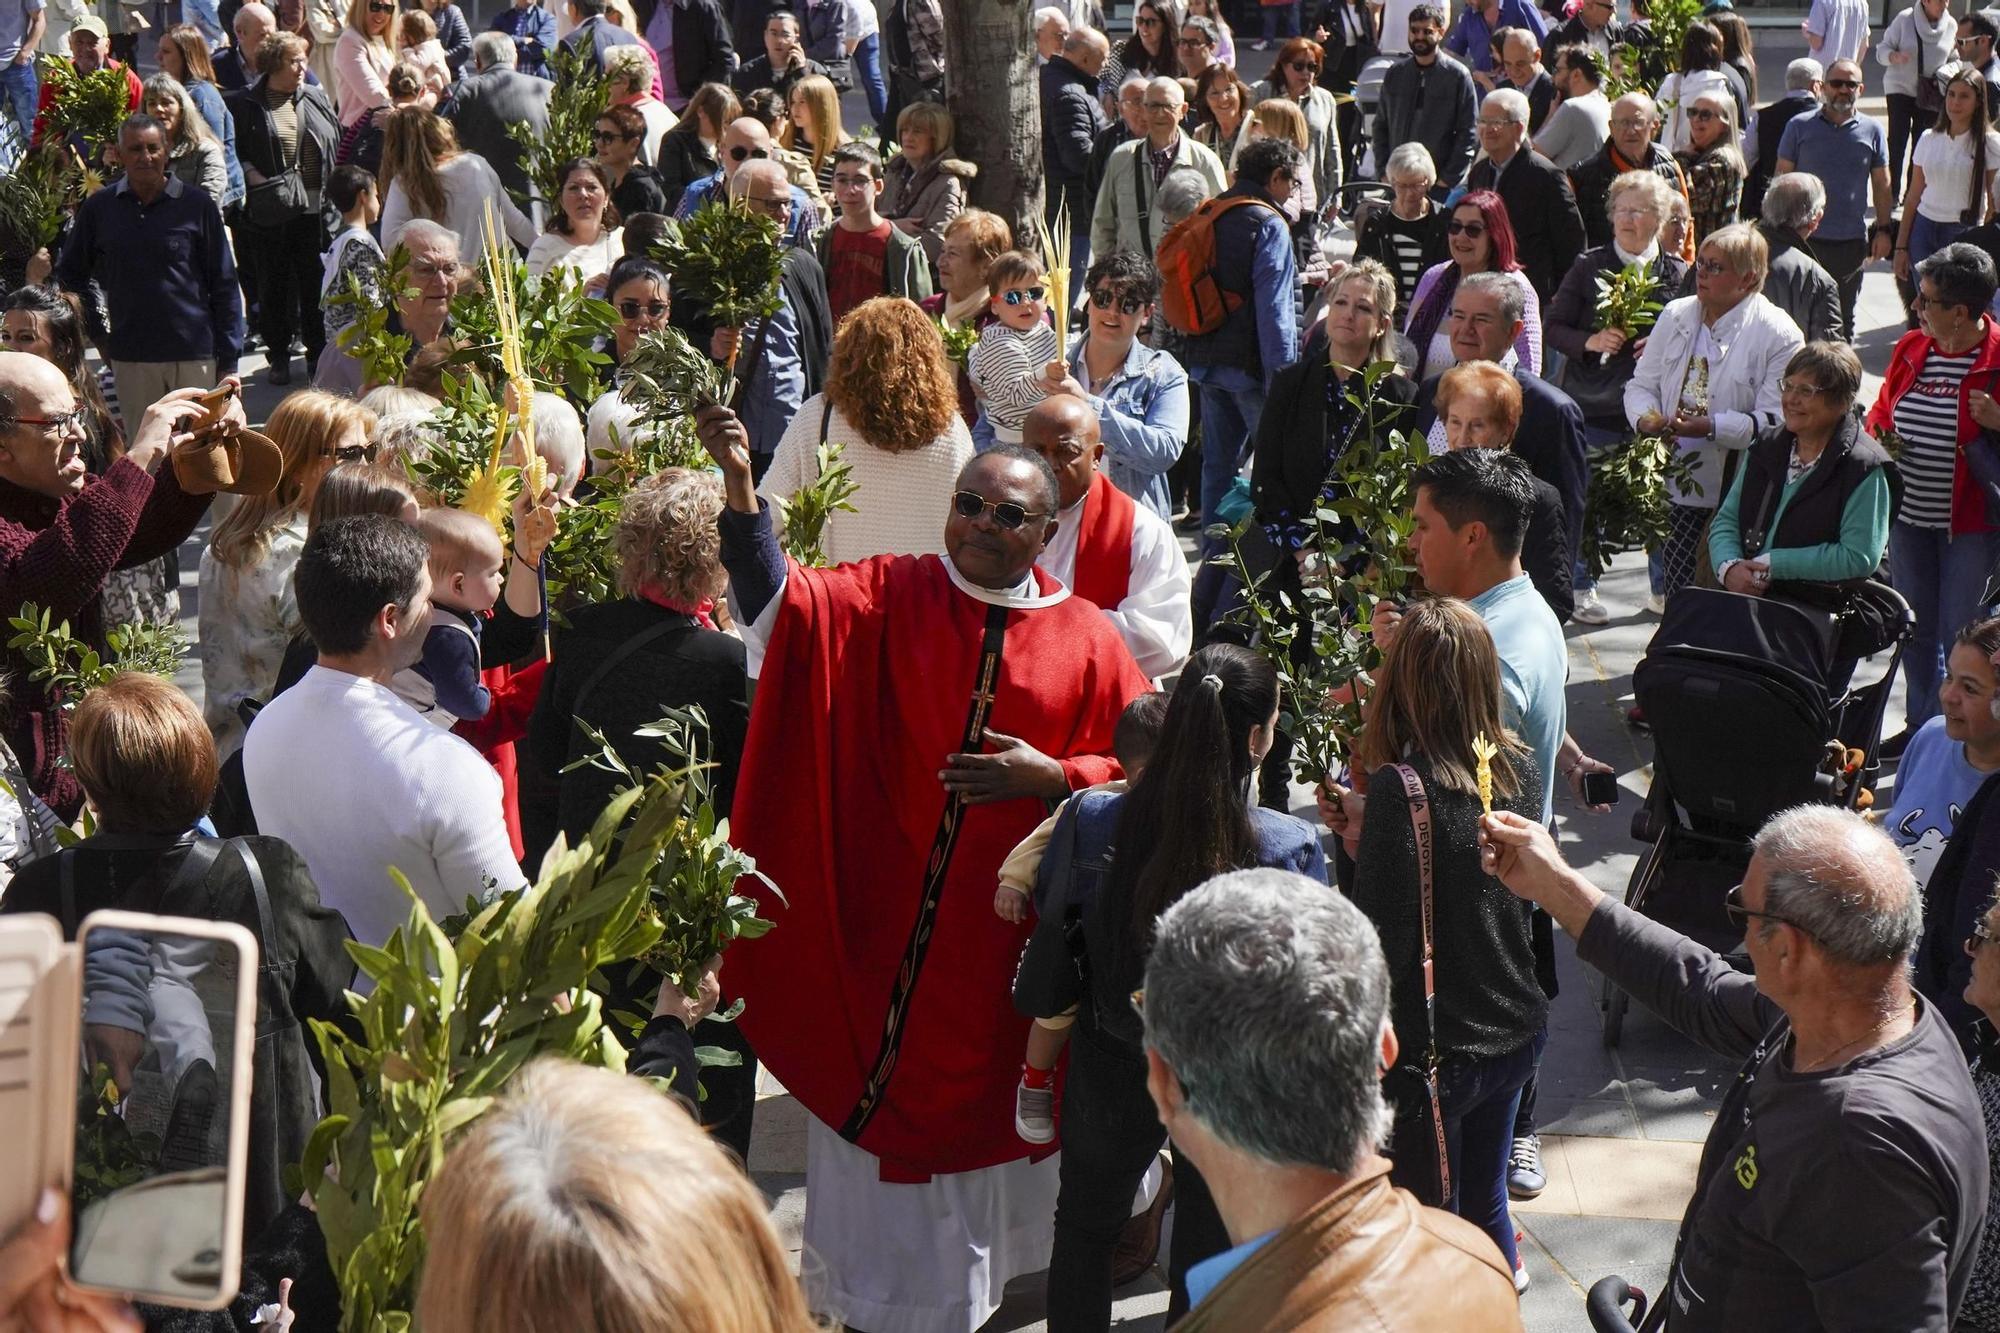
1022, 395, 1192, 678
243, 515, 525, 951
1534, 44, 1610, 171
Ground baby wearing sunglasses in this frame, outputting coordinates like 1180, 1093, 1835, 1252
967, 250, 1060, 445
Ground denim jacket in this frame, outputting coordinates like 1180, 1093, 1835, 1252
1065, 334, 1191, 520
1012, 787, 1328, 1044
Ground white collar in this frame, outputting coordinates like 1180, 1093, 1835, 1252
1613, 239, 1658, 266
943, 555, 1071, 608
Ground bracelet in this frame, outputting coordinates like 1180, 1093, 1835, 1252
1562, 757, 1584, 779
512, 550, 541, 571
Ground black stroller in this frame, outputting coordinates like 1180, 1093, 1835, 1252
1600, 580, 1914, 1046
1585, 582, 1913, 1333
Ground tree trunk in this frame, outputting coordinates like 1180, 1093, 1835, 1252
942, 0, 1043, 251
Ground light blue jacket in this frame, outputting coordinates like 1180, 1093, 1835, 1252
1065, 333, 1189, 520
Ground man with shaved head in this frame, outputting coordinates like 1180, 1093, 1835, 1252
672, 115, 818, 249
1021, 394, 1190, 676
1482, 804, 1989, 1329
1043, 24, 1110, 306
692, 399, 1149, 1332
1775, 57, 1893, 338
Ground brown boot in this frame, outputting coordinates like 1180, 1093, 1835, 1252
1110, 1156, 1174, 1288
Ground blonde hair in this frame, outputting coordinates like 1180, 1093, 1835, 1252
603, 42, 652, 97
1699, 219, 1767, 287
613, 468, 726, 603
1328, 259, 1399, 364
1435, 361, 1523, 444
1354, 597, 1529, 799
1250, 96, 1309, 151
71, 674, 217, 834
211, 390, 377, 566
417, 1059, 815, 1333
380, 105, 459, 224
398, 6, 435, 45
343, 0, 393, 49
141, 73, 218, 151
895, 100, 953, 154
781, 74, 845, 171
417, 504, 503, 581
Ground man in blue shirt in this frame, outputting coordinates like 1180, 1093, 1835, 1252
0, 0, 43, 169
710, 158, 826, 474
1446, 0, 1546, 83
1775, 58, 1894, 340
673, 115, 817, 250
56, 114, 241, 425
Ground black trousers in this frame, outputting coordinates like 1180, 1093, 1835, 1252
1045, 1025, 1229, 1333
247, 211, 327, 368
1887, 92, 1920, 202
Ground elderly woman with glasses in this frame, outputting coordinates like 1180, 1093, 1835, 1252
199, 389, 378, 757
1706, 340, 1891, 610
1627, 222, 1803, 602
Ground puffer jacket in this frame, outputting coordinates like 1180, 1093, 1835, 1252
878, 151, 976, 265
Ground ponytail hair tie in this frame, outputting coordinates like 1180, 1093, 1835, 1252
1200, 673, 1224, 692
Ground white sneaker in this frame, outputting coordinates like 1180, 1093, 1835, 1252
1015, 1079, 1055, 1144
1572, 588, 1610, 625
1513, 1253, 1530, 1294
1645, 593, 1668, 616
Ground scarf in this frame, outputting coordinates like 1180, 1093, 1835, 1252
638, 586, 718, 630
941, 290, 986, 328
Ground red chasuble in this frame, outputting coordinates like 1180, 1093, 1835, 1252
1069, 470, 1137, 610
729, 553, 1150, 1179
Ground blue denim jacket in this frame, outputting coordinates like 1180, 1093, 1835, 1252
1064, 334, 1191, 520
1013, 787, 1329, 1041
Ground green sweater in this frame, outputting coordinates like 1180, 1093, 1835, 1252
1708, 456, 1891, 583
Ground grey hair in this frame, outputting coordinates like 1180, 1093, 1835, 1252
1605, 167, 1674, 221
1457, 270, 1527, 327
1754, 806, 1922, 967
1917, 242, 2000, 315
1762, 172, 1825, 232
1786, 57, 1823, 90
528, 391, 585, 494
471, 30, 516, 69
1385, 141, 1437, 183
1143, 869, 1393, 1173
1155, 165, 1216, 230
391, 217, 461, 257
1483, 87, 1530, 124
233, 0, 273, 31
1181, 14, 1220, 44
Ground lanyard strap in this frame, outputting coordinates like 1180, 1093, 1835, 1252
1391, 762, 1450, 1203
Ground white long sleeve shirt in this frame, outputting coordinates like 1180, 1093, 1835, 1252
1037, 487, 1193, 679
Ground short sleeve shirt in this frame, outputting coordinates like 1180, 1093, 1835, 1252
1913, 127, 2000, 224
0, 0, 45, 65
1777, 112, 1888, 242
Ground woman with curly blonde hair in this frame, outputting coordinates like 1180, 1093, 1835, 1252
521, 467, 749, 866
757, 296, 974, 564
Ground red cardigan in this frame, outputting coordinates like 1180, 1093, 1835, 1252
1865, 320, 2000, 537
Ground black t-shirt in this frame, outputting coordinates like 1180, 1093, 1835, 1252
1578, 898, 1989, 1331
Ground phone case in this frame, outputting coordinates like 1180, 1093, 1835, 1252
0, 915, 82, 1243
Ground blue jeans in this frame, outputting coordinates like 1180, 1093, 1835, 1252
1191, 378, 1265, 627
0, 61, 35, 168
1262, 0, 1301, 40
852, 31, 888, 129
1890, 520, 2000, 728
1438, 1038, 1538, 1269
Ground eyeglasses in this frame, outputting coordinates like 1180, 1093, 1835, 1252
1447, 219, 1486, 237
412, 260, 460, 280
1611, 206, 1658, 221
1176, 34, 1209, 46
742, 193, 792, 218
1142, 99, 1180, 111
1779, 377, 1830, 398
1001, 286, 1047, 305
1477, 116, 1519, 129
325, 442, 378, 462
618, 299, 669, 319
1, 407, 85, 435
728, 145, 770, 162
1967, 921, 1998, 955
952, 489, 1049, 530
592, 128, 637, 143
1135, 13, 1161, 26
1724, 882, 1814, 936
1091, 288, 1144, 315
1694, 258, 1732, 276
1610, 117, 1653, 130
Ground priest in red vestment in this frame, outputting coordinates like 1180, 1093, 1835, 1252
695, 405, 1152, 1332
1022, 396, 1193, 678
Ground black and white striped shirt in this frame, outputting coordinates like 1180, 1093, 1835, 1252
1891, 347, 1977, 530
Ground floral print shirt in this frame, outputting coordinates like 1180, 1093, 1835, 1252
198, 514, 308, 759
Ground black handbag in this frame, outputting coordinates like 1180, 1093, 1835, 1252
245, 168, 310, 227
1383, 762, 1454, 1208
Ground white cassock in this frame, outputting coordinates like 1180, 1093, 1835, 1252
1038, 484, 1194, 679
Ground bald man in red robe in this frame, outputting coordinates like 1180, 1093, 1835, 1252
696, 404, 1151, 1331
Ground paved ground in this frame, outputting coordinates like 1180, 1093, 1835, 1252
167, 36, 1911, 1333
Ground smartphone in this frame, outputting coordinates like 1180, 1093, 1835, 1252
1582, 771, 1621, 807
0, 911, 258, 1311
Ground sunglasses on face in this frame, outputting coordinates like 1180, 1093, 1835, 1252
952, 489, 1048, 530
1288, 60, 1318, 72
593, 128, 637, 142
618, 299, 669, 319
326, 442, 378, 462
1136, 14, 1161, 25
1001, 286, 1047, 305
1825, 78, 1859, 89
728, 145, 770, 162
1447, 219, 1486, 237
1091, 288, 1145, 315
367, 2, 393, 13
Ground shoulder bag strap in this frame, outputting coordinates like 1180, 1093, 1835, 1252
1135, 148, 1154, 253
58, 849, 77, 937
1390, 761, 1450, 1204
568, 616, 700, 722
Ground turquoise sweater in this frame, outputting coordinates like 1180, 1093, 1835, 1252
1708, 456, 1891, 583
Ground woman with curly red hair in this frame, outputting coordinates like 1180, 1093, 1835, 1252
1401, 189, 1543, 380
757, 296, 975, 564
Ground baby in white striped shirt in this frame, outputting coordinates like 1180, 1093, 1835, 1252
969, 250, 1061, 445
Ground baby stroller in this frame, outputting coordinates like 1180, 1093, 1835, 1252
1600, 581, 1913, 1046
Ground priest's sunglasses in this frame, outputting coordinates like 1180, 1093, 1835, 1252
952, 490, 1049, 530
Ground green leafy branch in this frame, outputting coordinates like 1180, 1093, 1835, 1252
775, 439, 861, 568
7, 602, 189, 714
651, 200, 785, 384
935, 317, 979, 366
1580, 433, 1702, 583
329, 248, 416, 390
446, 254, 617, 405
35, 57, 133, 154
505, 43, 609, 214
1592, 264, 1666, 342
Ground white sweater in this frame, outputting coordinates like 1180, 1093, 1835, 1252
242, 665, 525, 957
758, 393, 975, 567
379, 152, 538, 259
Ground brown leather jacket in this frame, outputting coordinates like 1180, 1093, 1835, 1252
1176, 1157, 1526, 1333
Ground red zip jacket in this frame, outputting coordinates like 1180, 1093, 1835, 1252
1865, 321, 2000, 537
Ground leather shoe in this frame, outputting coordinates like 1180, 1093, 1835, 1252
1111, 1155, 1174, 1287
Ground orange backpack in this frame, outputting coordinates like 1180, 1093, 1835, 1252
1155, 195, 1281, 337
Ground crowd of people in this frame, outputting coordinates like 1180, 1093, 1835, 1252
1, 0, 2000, 1330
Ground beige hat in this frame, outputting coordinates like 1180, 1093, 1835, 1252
170, 389, 284, 497
68, 15, 110, 39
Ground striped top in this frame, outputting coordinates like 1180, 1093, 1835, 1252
1892, 346, 1976, 530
